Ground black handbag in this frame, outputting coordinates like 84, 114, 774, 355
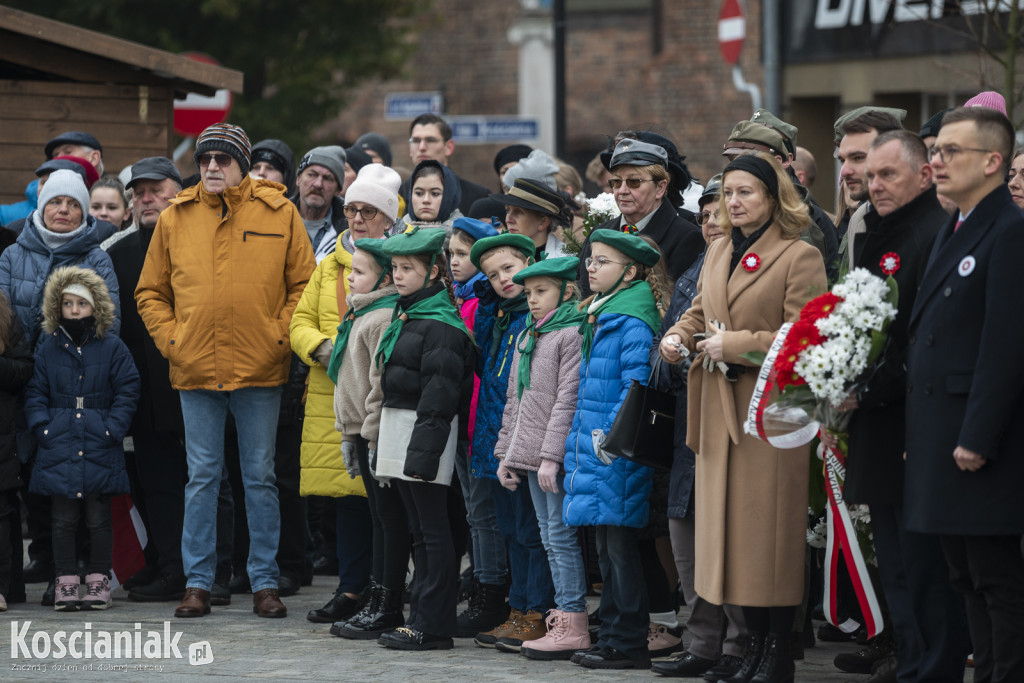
602, 359, 676, 472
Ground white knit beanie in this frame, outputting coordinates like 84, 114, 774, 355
61, 283, 95, 308
344, 164, 402, 222
38, 169, 91, 220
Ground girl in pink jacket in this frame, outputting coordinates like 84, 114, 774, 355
494, 256, 587, 659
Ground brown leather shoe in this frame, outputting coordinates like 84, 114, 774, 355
253, 588, 287, 618
174, 587, 211, 618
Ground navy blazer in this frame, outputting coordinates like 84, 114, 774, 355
904, 184, 1024, 535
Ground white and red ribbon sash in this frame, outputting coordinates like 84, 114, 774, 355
821, 442, 884, 640
744, 322, 820, 448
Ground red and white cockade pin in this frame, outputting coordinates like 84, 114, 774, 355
742, 253, 761, 272
880, 252, 900, 276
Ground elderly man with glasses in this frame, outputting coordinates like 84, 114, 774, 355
136, 123, 316, 620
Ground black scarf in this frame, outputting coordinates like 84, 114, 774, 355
729, 219, 773, 273
60, 316, 95, 346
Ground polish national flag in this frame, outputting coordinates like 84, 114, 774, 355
109, 493, 148, 589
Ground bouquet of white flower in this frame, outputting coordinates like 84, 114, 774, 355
561, 192, 621, 255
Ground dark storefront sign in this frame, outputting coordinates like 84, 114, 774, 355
782, 1, 1007, 63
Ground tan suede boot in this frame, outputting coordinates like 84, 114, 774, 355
474, 607, 522, 647
495, 609, 547, 652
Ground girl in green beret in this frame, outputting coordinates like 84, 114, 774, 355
325, 239, 406, 639
563, 231, 672, 670
372, 228, 476, 651
492, 257, 592, 659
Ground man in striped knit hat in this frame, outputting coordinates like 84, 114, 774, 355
136, 123, 316, 620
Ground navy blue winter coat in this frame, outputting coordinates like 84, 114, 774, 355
470, 279, 530, 480
650, 251, 705, 519
563, 311, 654, 528
0, 212, 120, 350
25, 267, 139, 499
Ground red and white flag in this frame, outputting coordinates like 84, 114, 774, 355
109, 493, 148, 589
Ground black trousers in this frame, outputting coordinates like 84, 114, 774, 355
872, 505, 969, 683
397, 479, 456, 637
51, 494, 111, 576
596, 525, 650, 659
941, 534, 1024, 683
356, 439, 410, 592
131, 430, 187, 574
0, 492, 13, 595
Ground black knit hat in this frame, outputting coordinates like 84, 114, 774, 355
194, 123, 252, 175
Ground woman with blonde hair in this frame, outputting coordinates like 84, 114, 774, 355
660, 151, 826, 683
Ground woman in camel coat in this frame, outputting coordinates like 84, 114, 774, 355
660, 152, 826, 683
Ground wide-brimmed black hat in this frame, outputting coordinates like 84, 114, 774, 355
490, 178, 566, 218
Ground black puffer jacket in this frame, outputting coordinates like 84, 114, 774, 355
0, 296, 34, 491
380, 283, 475, 480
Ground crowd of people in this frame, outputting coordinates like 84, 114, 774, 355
0, 95, 1022, 682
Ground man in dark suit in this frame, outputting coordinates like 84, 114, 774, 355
905, 106, 1024, 683
107, 157, 189, 602
838, 130, 969, 682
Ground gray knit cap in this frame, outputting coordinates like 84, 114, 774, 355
502, 149, 559, 191
297, 146, 347, 186
38, 169, 91, 220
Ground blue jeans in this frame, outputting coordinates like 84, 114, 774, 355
454, 441, 506, 586
527, 471, 586, 613
492, 477, 554, 612
179, 387, 282, 593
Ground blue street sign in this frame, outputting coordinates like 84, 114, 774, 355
448, 116, 540, 144
384, 92, 444, 120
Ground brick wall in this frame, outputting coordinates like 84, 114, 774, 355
322, 0, 765, 196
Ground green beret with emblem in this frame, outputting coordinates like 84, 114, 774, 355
512, 256, 580, 285
380, 226, 446, 256
470, 233, 536, 269
590, 230, 661, 267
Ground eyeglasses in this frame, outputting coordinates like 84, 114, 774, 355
608, 178, 655, 191
584, 256, 628, 271
197, 153, 234, 169
928, 145, 991, 164
342, 204, 379, 220
696, 210, 718, 226
409, 136, 443, 146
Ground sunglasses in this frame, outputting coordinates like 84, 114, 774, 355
608, 178, 655, 191
197, 153, 234, 169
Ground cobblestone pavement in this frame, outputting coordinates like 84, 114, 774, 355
1, 576, 973, 681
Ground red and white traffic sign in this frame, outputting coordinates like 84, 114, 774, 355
174, 52, 233, 136
718, 0, 745, 65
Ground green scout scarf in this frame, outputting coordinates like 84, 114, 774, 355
326, 292, 400, 383
490, 294, 531, 361
516, 301, 586, 399
375, 287, 470, 371
579, 281, 661, 360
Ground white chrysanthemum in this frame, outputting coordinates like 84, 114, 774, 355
586, 192, 621, 218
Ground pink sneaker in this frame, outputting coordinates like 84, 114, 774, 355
82, 573, 111, 610
521, 610, 591, 661
55, 575, 81, 611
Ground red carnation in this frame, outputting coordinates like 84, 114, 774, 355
799, 292, 843, 324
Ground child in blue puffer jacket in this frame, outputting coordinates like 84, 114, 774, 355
563, 231, 670, 670
25, 266, 139, 612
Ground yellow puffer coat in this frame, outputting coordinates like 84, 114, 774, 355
136, 176, 315, 391
290, 232, 366, 497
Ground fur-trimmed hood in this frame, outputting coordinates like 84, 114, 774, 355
41, 266, 116, 338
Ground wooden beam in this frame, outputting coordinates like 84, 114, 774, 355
0, 6, 244, 93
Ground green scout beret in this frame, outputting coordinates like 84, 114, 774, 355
381, 226, 446, 256
591, 230, 661, 267
470, 233, 536, 269
354, 238, 391, 270
512, 256, 580, 285
751, 109, 798, 156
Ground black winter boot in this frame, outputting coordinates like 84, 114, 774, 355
330, 582, 381, 636
721, 633, 765, 683
456, 582, 508, 637
335, 584, 404, 639
749, 633, 794, 683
